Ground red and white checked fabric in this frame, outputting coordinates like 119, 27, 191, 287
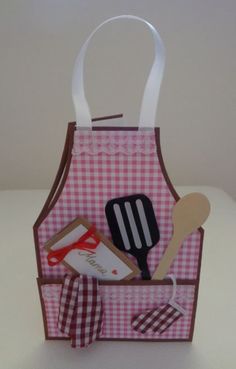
41, 283, 195, 340
58, 274, 103, 348
131, 303, 184, 334
37, 129, 201, 280
131, 275, 186, 334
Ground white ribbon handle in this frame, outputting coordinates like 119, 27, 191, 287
72, 15, 165, 129
167, 274, 186, 315
167, 274, 177, 303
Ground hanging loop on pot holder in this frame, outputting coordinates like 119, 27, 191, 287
72, 15, 165, 129
131, 275, 186, 334
58, 274, 103, 348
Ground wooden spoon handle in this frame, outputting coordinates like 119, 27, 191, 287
152, 236, 181, 280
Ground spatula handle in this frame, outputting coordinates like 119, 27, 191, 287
137, 255, 151, 280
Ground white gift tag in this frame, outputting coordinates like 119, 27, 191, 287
45, 218, 140, 280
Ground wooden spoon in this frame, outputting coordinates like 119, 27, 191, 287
152, 193, 210, 280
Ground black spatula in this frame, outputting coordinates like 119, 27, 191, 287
105, 194, 160, 279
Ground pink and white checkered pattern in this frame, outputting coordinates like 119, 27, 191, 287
37, 128, 201, 340
41, 282, 195, 340
41, 284, 66, 338
37, 129, 201, 280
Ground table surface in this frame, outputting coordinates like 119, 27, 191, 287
0, 186, 235, 369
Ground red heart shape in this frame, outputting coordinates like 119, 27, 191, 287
112, 269, 118, 275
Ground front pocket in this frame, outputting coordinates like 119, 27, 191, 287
37, 278, 197, 341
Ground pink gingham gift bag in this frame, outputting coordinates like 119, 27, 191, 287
34, 15, 204, 343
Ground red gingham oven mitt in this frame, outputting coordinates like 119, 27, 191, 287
58, 274, 103, 348
131, 275, 186, 334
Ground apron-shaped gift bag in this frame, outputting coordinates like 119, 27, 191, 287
34, 16, 204, 342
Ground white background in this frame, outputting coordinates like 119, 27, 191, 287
0, 1, 235, 197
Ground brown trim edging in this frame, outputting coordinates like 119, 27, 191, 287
37, 277, 198, 286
